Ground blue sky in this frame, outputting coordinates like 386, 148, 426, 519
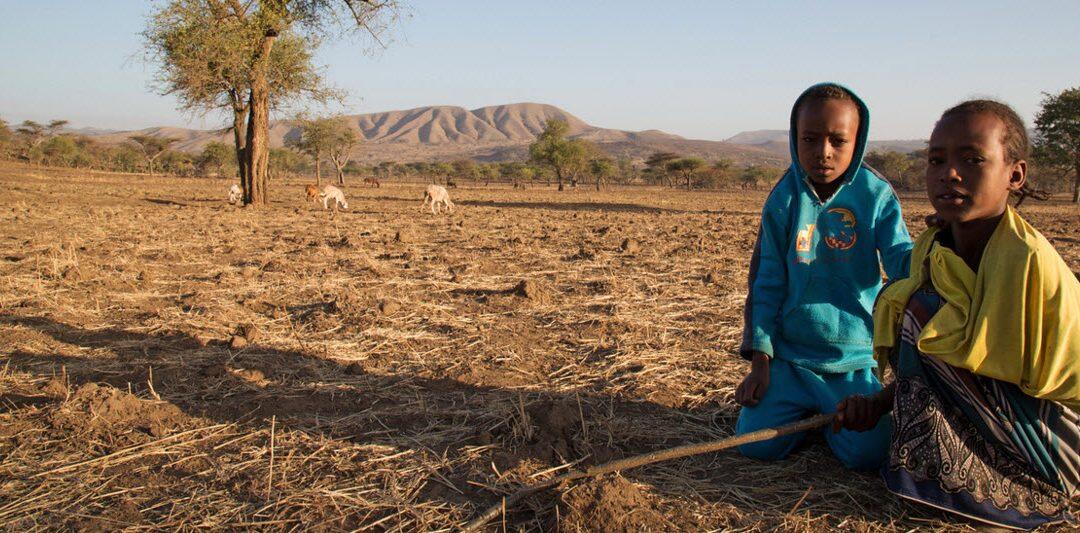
1, 1, 1077, 140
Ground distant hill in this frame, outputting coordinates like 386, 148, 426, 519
724, 129, 788, 146
63, 126, 118, 136
725, 129, 926, 157
87, 103, 785, 166
868, 139, 926, 154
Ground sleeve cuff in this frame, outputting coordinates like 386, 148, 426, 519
739, 336, 774, 361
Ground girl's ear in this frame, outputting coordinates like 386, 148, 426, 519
1008, 159, 1027, 191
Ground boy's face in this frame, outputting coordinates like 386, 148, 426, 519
925, 112, 1025, 224
796, 98, 860, 184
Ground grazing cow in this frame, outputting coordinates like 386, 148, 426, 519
320, 184, 348, 211
305, 184, 320, 202
422, 184, 454, 214
228, 184, 242, 205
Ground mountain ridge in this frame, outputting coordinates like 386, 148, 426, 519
85, 103, 922, 165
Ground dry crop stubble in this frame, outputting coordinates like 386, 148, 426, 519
0, 161, 1076, 531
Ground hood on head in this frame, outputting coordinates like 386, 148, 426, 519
788, 82, 871, 183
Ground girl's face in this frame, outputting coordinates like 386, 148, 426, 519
925, 112, 1026, 224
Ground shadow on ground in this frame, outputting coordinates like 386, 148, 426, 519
0, 313, 931, 529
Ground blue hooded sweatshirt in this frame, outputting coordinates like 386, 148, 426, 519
739, 83, 913, 373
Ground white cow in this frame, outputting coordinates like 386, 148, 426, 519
320, 184, 348, 211
422, 184, 454, 214
228, 184, 242, 205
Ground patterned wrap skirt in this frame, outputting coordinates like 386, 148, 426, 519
883, 289, 1080, 529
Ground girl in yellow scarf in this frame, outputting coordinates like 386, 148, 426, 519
833, 100, 1079, 530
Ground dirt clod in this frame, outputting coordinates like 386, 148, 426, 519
231, 367, 266, 385
620, 238, 640, 254
61, 266, 83, 282
559, 476, 666, 533
511, 279, 549, 304
229, 335, 248, 349
50, 383, 187, 438
568, 246, 595, 261
39, 377, 69, 398
377, 299, 401, 315
237, 323, 259, 342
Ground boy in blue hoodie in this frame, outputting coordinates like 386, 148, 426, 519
734, 83, 912, 470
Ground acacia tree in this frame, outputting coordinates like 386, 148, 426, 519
326, 118, 359, 185
589, 157, 615, 191
375, 160, 397, 181
432, 162, 454, 183
865, 150, 916, 189
129, 135, 179, 175
144, 0, 400, 206
144, 2, 324, 198
710, 158, 734, 187
197, 141, 237, 177
529, 119, 590, 191
41, 136, 78, 167
1034, 87, 1080, 203
46, 120, 69, 137
288, 116, 332, 185
645, 151, 679, 187
451, 159, 478, 182
668, 157, 705, 190
0, 119, 12, 158
478, 163, 499, 186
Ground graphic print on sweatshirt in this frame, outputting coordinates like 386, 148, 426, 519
823, 207, 857, 250
794, 206, 859, 262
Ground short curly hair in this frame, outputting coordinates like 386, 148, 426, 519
939, 99, 1030, 163
794, 84, 857, 114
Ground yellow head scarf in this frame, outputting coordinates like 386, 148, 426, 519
873, 207, 1080, 408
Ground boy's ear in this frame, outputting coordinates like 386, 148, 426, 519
1008, 159, 1027, 191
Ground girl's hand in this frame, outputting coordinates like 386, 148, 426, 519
833, 383, 895, 433
735, 352, 770, 407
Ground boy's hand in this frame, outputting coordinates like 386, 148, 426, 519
833, 383, 895, 433
735, 352, 770, 407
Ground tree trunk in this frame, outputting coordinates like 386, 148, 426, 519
231, 103, 248, 192
556, 168, 564, 191
243, 33, 277, 206
1073, 163, 1079, 203
335, 158, 346, 185
686, 173, 692, 191
315, 154, 322, 187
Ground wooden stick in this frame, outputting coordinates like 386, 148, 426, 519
460, 413, 834, 532
267, 415, 276, 500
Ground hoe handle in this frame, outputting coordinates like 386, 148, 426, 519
461, 413, 834, 532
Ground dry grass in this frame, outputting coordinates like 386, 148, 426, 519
0, 161, 1077, 531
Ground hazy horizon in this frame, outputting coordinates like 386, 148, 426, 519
2, 1, 1077, 141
